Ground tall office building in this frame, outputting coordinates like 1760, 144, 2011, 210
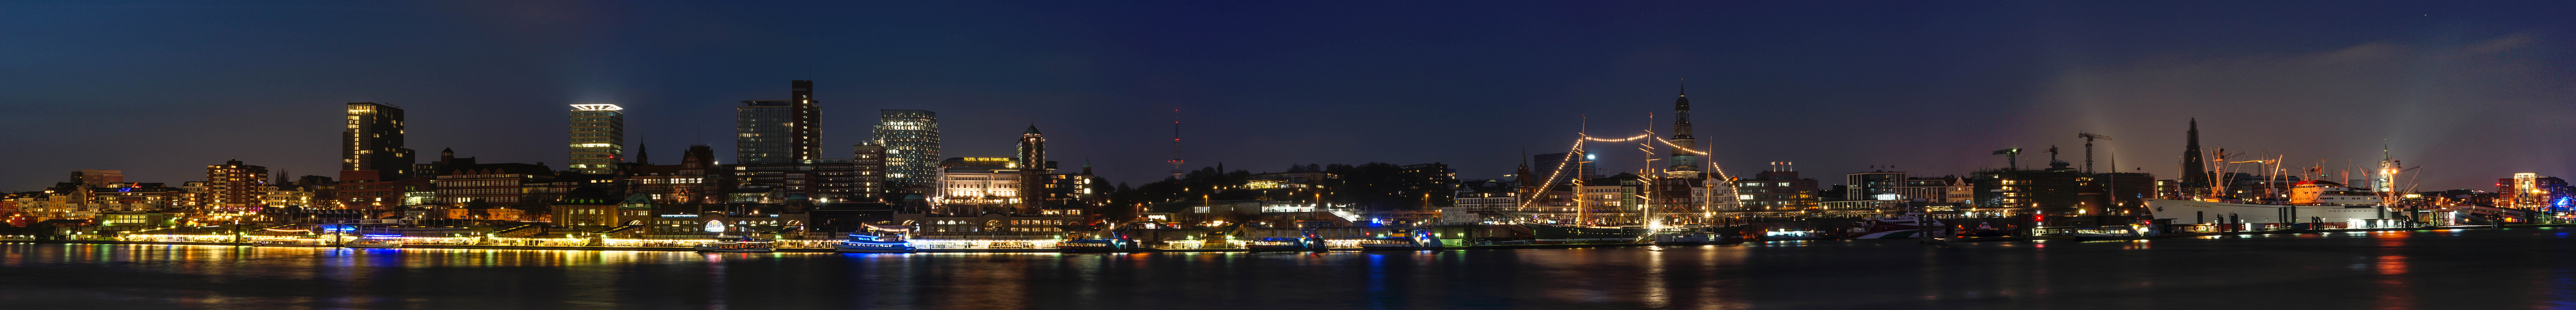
736, 81, 820, 164
1018, 125, 1049, 212
853, 142, 887, 202
568, 104, 625, 174
876, 110, 941, 195
342, 102, 416, 178
206, 159, 270, 211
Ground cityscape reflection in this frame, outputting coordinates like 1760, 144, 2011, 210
5, 228, 2576, 309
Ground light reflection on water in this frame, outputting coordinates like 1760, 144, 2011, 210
4, 228, 2576, 309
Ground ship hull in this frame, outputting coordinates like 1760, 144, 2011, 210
2146, 198, 2392, 225
1522, 223, 1646, 244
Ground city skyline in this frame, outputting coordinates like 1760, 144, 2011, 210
5, 1, 2575, 191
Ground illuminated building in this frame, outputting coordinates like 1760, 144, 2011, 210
1247, 172, 1335, 189
875, 109, 941, 197
1967, 161, 2159, 219
549, 190, 621, 228
205, 159, 270, 212
1401, 163, 1457, 209
1845, 170, 1905, 201
937, 157, 1020, 215
2497, 173, 2570, 211
736, 80, 820, 164
1038, 166, 1099, 213
852, 142, 887, 202
730, 159, 857, 204
1895, 176, 1972, 203
1018, 125, 1050, 213
431, 162, 555, 206
1445, 180, 1519, 224
84, 182, 185, 210
568, 104, 625, 174
261, 186, 316, 208
342, 102, 415, 178
620, 144, 722, 204
69, 169, 122, 188
1733, 162, 1820, 211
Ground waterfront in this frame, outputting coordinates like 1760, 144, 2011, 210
4, 228, 2576, 309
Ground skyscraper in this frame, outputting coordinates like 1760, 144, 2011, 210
1018, 125, 1048, 213
2180, 118, 2207, 197
342, 102, 415, 178
736, 80, 820, 164
875, 110, 940, 196
1669, 84, 1698, 171
568, 104, 625, 174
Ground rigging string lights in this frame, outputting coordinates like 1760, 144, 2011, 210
1514, 130, 1742, 219
1514, 136, 1589, 213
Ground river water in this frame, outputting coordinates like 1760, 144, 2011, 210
6, 228, 2576, 309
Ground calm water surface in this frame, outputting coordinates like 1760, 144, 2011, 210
7, 228, 2576, 309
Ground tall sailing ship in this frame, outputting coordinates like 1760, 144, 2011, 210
1515, 87, 1735, 244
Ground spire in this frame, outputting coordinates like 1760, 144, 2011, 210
1025, 124, 1041, 135
1669, 79, 1698, 170
2181, 118, 2209, 196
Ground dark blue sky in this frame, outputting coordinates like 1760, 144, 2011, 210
4, 1, 2571, 191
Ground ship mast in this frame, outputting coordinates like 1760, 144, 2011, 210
1574, 116, 1589, 225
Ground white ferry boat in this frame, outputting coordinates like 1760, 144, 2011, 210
834, 224, 915, 254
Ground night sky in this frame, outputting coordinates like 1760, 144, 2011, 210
4, 1, 2571, 192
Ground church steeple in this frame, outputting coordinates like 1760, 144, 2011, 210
2181, 118, 2209, 197
1669, 79, 1699, 171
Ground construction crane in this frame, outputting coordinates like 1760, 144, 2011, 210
2078, 132, 2114, 174
1992, 148, 2021, 170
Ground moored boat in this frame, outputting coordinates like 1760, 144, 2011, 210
251, 238, 328, 247
2068, 225, 2156, 241
1947, 223, 2022, 241
344, 234, 404, 249
1522, 223, 1647, 244
1358, 229, 1444, 251
1246, 229, 1328, 252
1846, 215, 1946, 239
835, 224, 915, 254
1061, 232, 1137, 253
694, 236, 776, 252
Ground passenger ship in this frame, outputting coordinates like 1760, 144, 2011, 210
832, 224, 915, 253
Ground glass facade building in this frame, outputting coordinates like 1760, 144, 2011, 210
568, 104, 625, 174
875, 110, 940, 195
342, 102, 415, 178
735, 80, 819, 164
736, 100, 793, 164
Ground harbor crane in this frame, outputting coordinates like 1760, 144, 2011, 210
2078, 132, 2114, 173
1992, 148, 2021, 170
